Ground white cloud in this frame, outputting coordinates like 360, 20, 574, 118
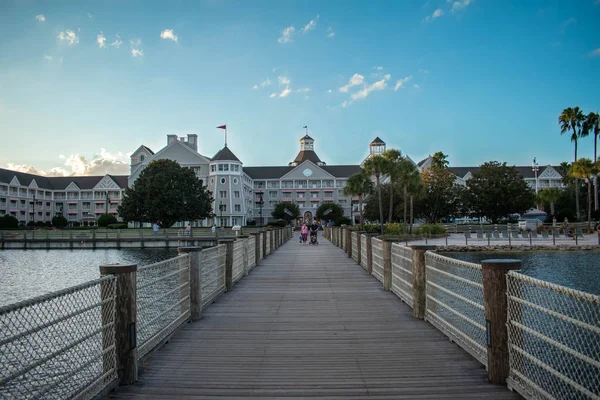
278, 76, 290, 86
130, 39, 141, 47
131, 48, 144, 57
383, 73, 391, 80
254, 78, 272, 89
339, 73, 365, 92
160, 29, 178, 42
110, 35, 122, 48
130, 39, 143, 57
269, 93, 277, 98
57, 30, 79, 45
327, 27, 335, 38
5, 149, 130, 177
375, 66, 384, 70
97, 32, 106, 48
279, 88, 292, 98
451, 0, 472, 12
413, 84, 421, 89
252, 85, 259, 89
35, 14, 45, 22
589, 48, 600, 57
296, 88, 311, 92
302, 15, 319, 34
44, 55, 52, 61
341, 100, 351, 108
394, 76, 413, 90
351, 78, 388, 100
87, 12, 93, 19
278, 26, 296, 43
327, 89, 332, 93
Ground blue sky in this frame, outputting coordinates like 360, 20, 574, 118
0, 0, 599, 176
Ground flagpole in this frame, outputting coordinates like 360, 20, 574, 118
225, 127, 227, 147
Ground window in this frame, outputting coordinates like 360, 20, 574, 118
220, 177, 226, 184
211, 165, 216, 172
219, 191, 227, 199
140, 154, 145, 162
298, 193, 305, 198
269, 201, 277, 207
311, 193, 319, 198
234, 191, 240, 199
218, 164, 224, 171
267, 181, 280, 188
223, 164, 229, 171
234, 204, 241, 212
233, 178, 238, 184
219, 204, 227, 212
312, 203, 319, 208
269, 191, 278, 198
210, 178, 215, 185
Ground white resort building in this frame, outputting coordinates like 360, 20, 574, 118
0, 133, 565, 227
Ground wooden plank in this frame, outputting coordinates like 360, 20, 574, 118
106, 239, 519, 399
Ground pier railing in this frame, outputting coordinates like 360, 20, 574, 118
506, 272, 600, 400
0, 227, 293, 399
0, 277, 118, 400
330, 227, 600, 398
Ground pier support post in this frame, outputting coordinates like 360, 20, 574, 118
178, 247, 203, 321
219, 239, 235, 291
99, 263, 138, 385
410, 245, 437, 319
481, 259, 521, 385
346, 229, 352, 258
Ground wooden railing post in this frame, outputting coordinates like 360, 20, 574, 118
409, 245, 436, 320
481, 259, 521, 385
219, 239, 235, 291
99, 263, 138, 385
382, 239, 392, 291
366, 234, 374, 275
270, 229, 274, 252
250, 232, 261, 265
355, 231, 365, 265
178, 247, 203, 321
261, 230, 267, 258
345, 229, 352, 257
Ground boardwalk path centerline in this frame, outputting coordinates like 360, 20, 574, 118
107, 239, 519, 399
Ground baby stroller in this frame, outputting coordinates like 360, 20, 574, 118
309, 227, 319, 245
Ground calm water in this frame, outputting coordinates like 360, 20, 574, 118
443, 251, 600, 295
0, 249, 178, 306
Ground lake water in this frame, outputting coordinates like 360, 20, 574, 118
443, 251, 600, 295
0, 249, 178, 306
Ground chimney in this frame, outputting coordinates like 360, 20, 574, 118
187, 134, 198, 152
167, 134, 177, 145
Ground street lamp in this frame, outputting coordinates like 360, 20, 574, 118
532, 157, 539, 196
258, 193, 264, 227
30, 194, 42, 227
219, 201, 224, 227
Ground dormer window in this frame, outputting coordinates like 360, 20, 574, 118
140, 154, 145, 162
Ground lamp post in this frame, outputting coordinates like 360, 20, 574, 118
258, 193, 264, 227
532, 157, 539, 195
219, 201, 224, 227
30, 193, 42, 227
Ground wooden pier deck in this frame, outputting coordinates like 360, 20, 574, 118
107, 239, 519, 399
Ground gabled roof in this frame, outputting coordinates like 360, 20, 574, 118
243, 164, 362, 180
291, 150, 322, 165
417, 156, 431, 167
140, 145, 154, 155
0, 168, 128, 190
321, 165, 363, 177
300, 134, 314, 141
370, 137, 385, 145
212, 146, 241, 162
448, 166, 565, 180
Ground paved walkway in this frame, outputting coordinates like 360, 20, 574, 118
107, 238, 519, 399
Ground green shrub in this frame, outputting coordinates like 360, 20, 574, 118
363, 224, 380, 233
71, 221, 81, 227
44, 221, 52, 228
269, 220, 287, 227
384, 223, 408, 235
52, 215, 68, 228
26, 221, 35, 227
246, 220, 257, 226
35, 221, 45, 227
334, 217, 352, 226
416, 223, 447, 235
97, 213, 118, 227
108, 223, 128, 229
0, 214, 19, 229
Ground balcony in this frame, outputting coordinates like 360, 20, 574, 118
68, 211, 78, 215
310, 198, 320, 202
323, 189, 334, 193
282, 197, 292, 202
296, 198, 306, 202
323, 197, 334, 202
310, 189, 320, 193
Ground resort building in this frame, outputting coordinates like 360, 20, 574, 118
0, 132, 565, 227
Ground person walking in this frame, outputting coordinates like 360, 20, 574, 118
153, 222, 159, 236
211, 223, 217, 236
301, 222, 309, 244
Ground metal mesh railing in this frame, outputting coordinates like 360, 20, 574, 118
0, 277, 117, 400
506, 272, 600, 400
232, 240, 245, 284
391, 244, 413, 308
371, 238, 384, 283
201, 245, 226, 307
246, 236, 256, 272
136, 254, 190, 360
360, 235, 368, 270
351, 232, 359, 262
424, 252, 487, 366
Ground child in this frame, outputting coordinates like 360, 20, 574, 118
299, 234, 303, 244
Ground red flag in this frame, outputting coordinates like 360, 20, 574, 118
217, 125, 226, 130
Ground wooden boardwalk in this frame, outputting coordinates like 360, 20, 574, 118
107, 238, 520, 399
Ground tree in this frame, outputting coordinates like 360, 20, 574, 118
52, 215, 68, 228
382, 149, 402, 223
316, 202, 344, 225
271, 202, 300, 224
431, 151, 449, 169
570, 158, 600, 231
417, 164, 462, 223
397, 158, 422, 232
466, 162, 535, 223
0, 214, 19, 229
97, 213, 118, 227
559, 106, 586, 220
344, 171, 374, 230
584, 112, 600, 210
363, 155, 388, 234
118, 159, 213, 228
536, 188, 562, 216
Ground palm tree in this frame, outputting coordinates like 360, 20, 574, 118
364, 155, 387, 234
584, 112, 600, 210
536, 188, 562, 216
396, 159, 421, 233
382, 149, 402, 223
344, 172, 374, 230
570, 158, 600, 231
431, 151, 449, 169
559, 107, 586, 220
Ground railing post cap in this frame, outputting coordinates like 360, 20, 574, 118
100, 263, 137, 274
409, 244, 437, 250
178, 246, 203, 253
481, 259, 522, 270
